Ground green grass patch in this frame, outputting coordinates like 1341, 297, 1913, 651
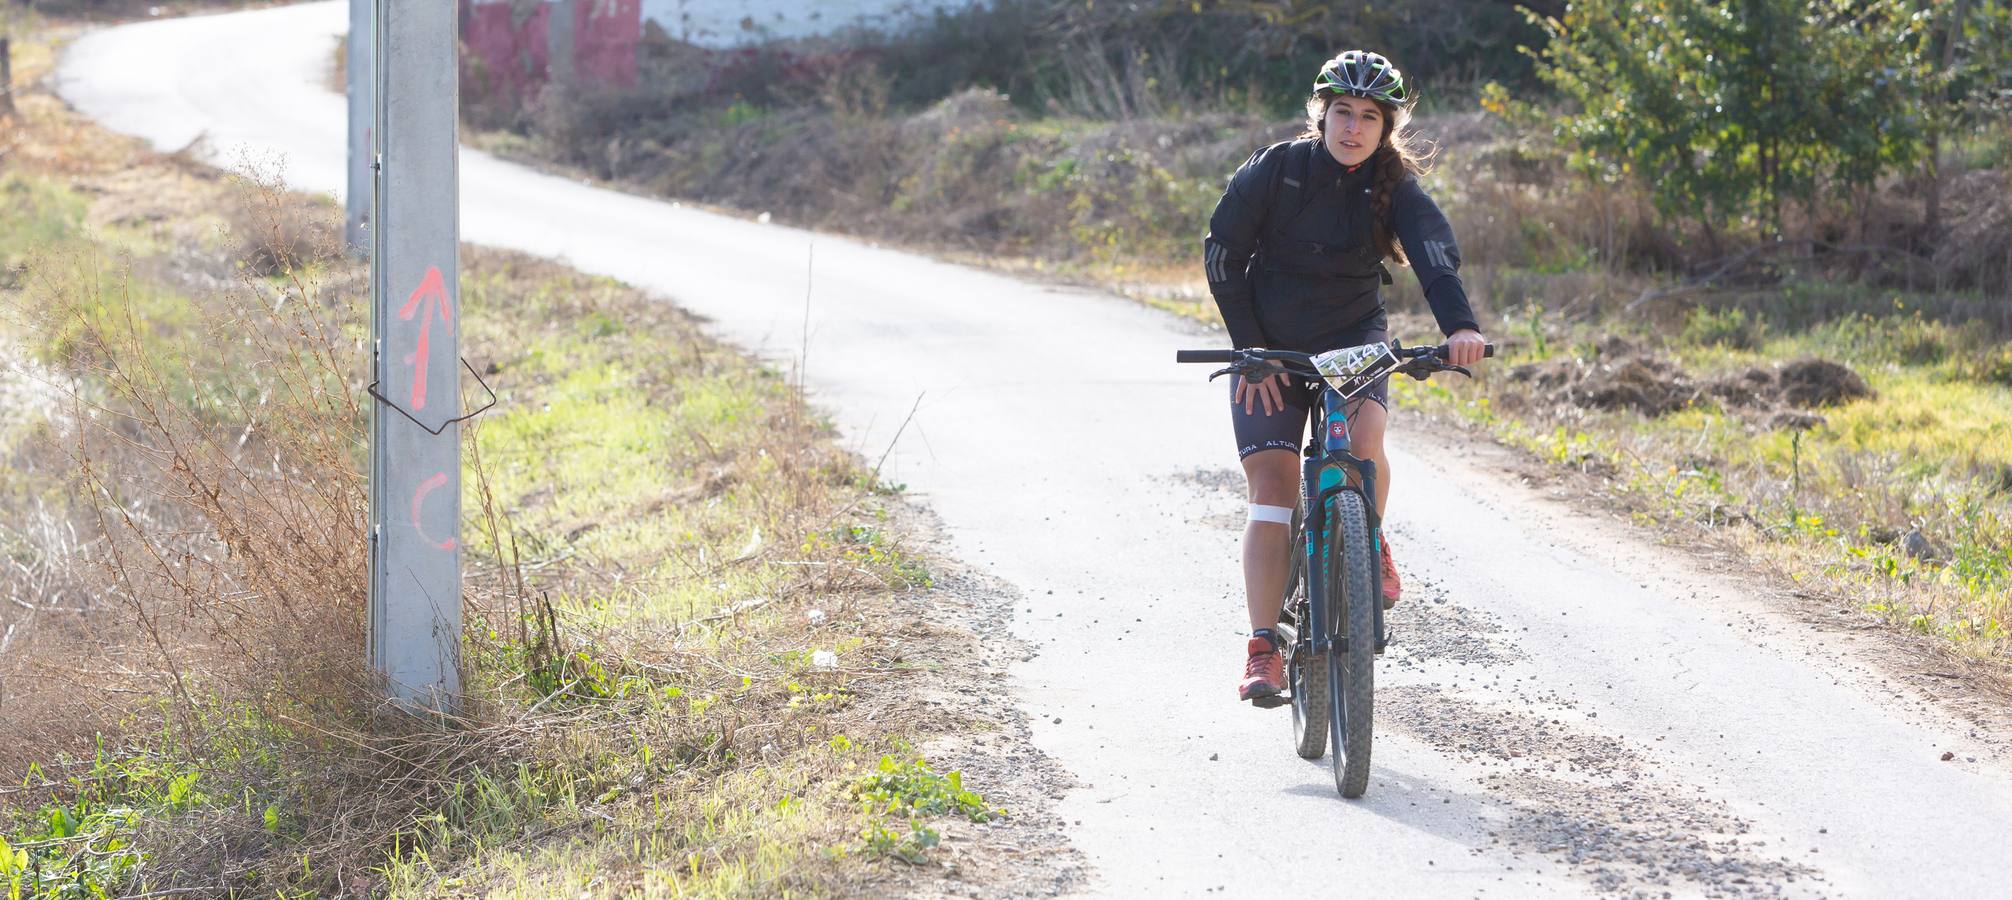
0, 173, 86, 269
1399, 300, 2012, 658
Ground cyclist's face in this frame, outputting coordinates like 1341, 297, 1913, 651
1322, 96, 1384, 167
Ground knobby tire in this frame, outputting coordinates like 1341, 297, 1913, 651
1324, 490, 1376, 798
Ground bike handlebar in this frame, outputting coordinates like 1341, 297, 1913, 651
1174, 340, 1496, 387
1174, 342, 1496, 366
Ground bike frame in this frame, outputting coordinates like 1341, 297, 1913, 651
1297, 385, 1386, 658
1178, 338, 1490, 797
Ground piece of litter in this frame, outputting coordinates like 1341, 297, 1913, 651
812, 650, 838, 669
807, 609, 827, 626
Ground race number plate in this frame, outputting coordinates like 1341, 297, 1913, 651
1311, 342, 1398, 398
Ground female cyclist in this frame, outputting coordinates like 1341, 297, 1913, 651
1203, 50, 1489, 705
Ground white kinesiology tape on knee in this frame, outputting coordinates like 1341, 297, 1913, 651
1248, 504, 1294, 525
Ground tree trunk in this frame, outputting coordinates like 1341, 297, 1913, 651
1925, 0, 1974, 237
1925, 131, 1942, 238
1, 38, 15, 120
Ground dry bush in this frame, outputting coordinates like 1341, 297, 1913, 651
45, 198, 368, 709
516, 80, 1275, 270
6, 177, 545, 893
1935, 169, 2012, 297
224, 170, 343, 276
5, 175, 943, 891
0, 494, 112, 777
1437, 125, 1679, 321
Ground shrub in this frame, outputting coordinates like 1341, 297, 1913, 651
1681, 306, 1763, 350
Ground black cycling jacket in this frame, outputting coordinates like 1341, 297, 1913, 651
1202, 138, 1479, 351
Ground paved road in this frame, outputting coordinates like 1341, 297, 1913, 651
58, 5, 2012, 896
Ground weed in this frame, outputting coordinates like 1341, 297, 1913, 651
853, 753, 997, 864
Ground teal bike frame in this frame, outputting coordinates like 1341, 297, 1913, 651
1302, 386, 1386, 657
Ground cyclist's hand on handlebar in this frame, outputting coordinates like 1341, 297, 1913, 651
1446, 329, 1489, 368
1236, 371, 1289, 417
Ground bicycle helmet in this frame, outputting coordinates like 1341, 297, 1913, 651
1314, 50, 1409, 105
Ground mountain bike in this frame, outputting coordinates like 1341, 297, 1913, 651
1175, 339, 1491, 797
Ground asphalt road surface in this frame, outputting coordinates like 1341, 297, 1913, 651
57, 4, 2012, 896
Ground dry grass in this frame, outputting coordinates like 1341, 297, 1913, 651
1, 23, 999, 898
467, 83, 1285, 274
0, 178, 940, 897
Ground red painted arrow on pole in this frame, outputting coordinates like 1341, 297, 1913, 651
397, 265, 454, 410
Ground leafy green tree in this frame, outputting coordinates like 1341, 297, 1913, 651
1924, 0, 2012, 234
1525, 0, 1938, 241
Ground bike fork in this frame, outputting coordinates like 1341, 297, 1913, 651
1306, 457, 1389, 654
1300, 455, 1329, 656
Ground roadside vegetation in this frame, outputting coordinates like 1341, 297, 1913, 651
458, 0, 2012, 664
1, 19, 1017, 898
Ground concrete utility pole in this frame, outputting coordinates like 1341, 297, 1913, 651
368, 0, 462, 713
345, 0, 372, 250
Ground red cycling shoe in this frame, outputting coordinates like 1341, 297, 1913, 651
1380, 538, 1402, 609
1238, 636, 1286, 706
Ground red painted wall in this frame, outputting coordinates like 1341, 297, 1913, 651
576, 0, 640, 87
461, 0, 551, 103
461, 0, 637, 103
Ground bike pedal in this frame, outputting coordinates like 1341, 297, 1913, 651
1249, 692, 1290, 710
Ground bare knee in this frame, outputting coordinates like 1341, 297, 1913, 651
1347, 401, 1389, 460
1241, 449, 1299, 508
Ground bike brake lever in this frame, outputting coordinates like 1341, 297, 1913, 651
1212, 359, 1288, 383
1399, 360, 1472, 381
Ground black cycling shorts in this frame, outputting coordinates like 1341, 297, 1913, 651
1230, 324, 1389, 460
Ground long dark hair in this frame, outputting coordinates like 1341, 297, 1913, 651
1300, 92, 1434, 266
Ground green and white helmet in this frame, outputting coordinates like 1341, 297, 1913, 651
1314, 50, 1408, 105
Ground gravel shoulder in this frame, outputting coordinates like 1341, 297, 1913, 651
1405, 425, 2012, 768
859, 503, 1088, 896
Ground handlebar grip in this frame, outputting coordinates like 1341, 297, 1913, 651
1176, 349, 1238, 364
1432, 343, 1498, 358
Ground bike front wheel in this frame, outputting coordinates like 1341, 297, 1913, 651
1324, 489, 1377, 798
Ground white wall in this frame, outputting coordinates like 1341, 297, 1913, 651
640, 0, 984, 47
